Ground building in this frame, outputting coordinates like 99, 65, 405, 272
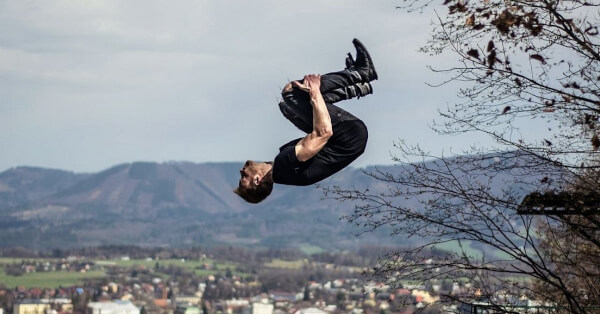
13, 300, 50, 314
175, 295, 201, 306
251, 302, 273, 314
13, 299, 72, 314
174, 305, 201, 314
87, 301, 140, 314
296, 308, 326, 314
46, 298, 73, 313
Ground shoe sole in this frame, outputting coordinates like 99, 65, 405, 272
352, 38, 378, 81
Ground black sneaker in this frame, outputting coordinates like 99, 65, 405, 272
352, 38, 378, 81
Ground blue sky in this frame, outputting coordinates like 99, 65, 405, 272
0, 0, 475, 173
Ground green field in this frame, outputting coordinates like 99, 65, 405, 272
434, 240, 485, 259
298, 244, 324, 255
107, 257, 226, 268
0, 257, 251, 288
0, 270, 105, 289
101, 258, 248, 278
102, 257, 206, 268
0, 257, 56, 265
264, 258, 308, 269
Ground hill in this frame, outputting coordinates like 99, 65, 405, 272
0, 155, 539, 252
0, 162, 393, 251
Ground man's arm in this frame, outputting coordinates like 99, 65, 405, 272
293, 74, 333, 162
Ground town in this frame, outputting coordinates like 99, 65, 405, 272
0, 246, 547, 314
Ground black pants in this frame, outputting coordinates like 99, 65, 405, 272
279, 69, 368, 173
279, 69, 364, 132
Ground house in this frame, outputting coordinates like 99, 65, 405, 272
269, 291, 299, 303
87, 300, 140, 314
224, 299, 250, 313
251, 302, 273, 314
174, 305, 201, 314
294, 308, 326, 314
13, 298, 72, 314
43, 298, 73, 313
153, 299, 170, 310
175, 295, 201, 306
13, 300, 50, 314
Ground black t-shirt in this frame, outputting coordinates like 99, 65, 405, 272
272, 120, 368, 186
272, 138, 315, 186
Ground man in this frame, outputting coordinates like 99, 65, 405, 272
235, 38, 377, 203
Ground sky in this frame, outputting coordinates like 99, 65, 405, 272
0, 0, 473, 173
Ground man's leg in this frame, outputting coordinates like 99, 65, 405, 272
279, 67, 375, 134
322, 82, 372, 104
282, 71, 373, 102
320, 69, 365, 92
279, 38, 376, 133
279, 83, 372, 133
279, 100, 313, 134
283, 36, 377, 99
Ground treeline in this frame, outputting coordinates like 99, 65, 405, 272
0, 245, 453, 266
0, 246, 206, 259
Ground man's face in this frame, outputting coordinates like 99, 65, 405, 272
239, 160, 260, 189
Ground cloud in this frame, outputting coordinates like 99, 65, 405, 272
0, 0, 469, 172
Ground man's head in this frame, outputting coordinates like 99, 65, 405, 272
234, 160, 274, 203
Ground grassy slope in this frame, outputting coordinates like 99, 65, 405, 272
103, 258, 246, 277
0, 270, 105, 289
0, 257, 250, 289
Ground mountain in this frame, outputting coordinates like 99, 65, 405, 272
0, 161, 393, 251
0, 154, 543, 252
0, 166, 89, 209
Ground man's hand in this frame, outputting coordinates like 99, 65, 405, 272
293, 74, 321, 94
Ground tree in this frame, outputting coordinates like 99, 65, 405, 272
328, 1, 600, 313
535, 213, 600, 311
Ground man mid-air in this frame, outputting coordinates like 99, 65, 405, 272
235, 38, 377, 203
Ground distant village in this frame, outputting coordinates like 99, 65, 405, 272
0, 247, 548, 314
